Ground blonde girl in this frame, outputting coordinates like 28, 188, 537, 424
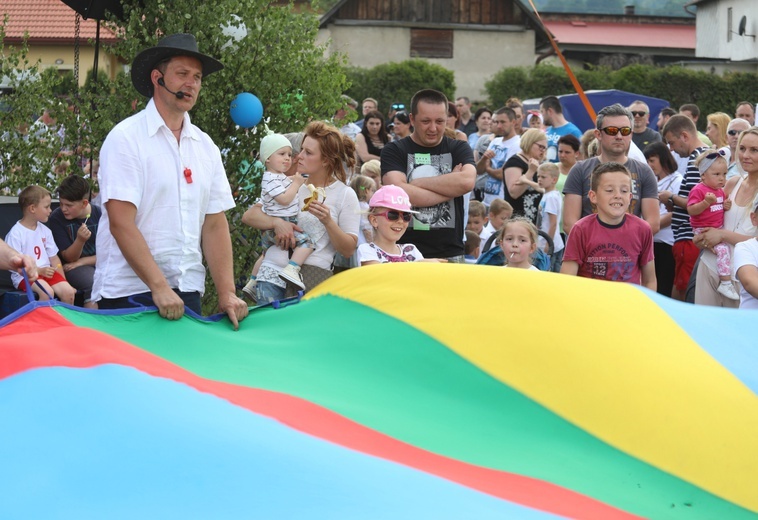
350, 175, 376, 246
360, 159, 382, 188
358, 185, 425, 265
497, 217, 539, 270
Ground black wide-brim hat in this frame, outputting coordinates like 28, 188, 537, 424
131, 33, 224, 97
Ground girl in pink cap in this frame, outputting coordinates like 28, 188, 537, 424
358, 185, 426, 265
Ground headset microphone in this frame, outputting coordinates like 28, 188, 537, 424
157, 77, 186, 99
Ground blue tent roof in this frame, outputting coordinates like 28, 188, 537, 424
523, 89, 670, 133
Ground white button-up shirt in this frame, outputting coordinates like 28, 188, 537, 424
93, 99, 234, 300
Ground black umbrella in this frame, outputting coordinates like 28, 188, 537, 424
60, 0, 126, 21
59, 0, 130, 87
59, 0, 129, 171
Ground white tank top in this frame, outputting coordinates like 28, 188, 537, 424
701, 176, 758, 279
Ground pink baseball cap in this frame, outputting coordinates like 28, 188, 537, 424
368, 185, 418, 213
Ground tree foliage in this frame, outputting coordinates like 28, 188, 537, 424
345, 59, 456, 117
485, 63, 758, 130
1, 1, 351, 312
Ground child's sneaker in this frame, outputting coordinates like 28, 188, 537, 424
242, 278, 257, 302
279, 263, 305, 290
717, 281, 740, 301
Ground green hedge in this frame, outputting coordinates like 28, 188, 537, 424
485, 64, 758, 130
345, 59, 456, 117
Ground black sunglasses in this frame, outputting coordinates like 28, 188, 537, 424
599, 126, 633, 136
631, 111, 647, 117
375, 210, 412, 222
704, 149, 727, 160
728, 129, 742, 136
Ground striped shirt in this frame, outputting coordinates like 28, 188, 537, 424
671, 147, 707, 243
261, 171, 299, 218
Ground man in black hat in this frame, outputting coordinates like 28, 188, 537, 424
92, 33, 248, 329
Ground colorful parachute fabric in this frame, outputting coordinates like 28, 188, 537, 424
1, 263, 757, 519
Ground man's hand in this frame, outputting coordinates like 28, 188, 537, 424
153, 285, 185, 321
10, 254, 38, 283
218, 291, 249, 331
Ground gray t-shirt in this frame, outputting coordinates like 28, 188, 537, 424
562, 156, 659, 218
632, 127, 662, 151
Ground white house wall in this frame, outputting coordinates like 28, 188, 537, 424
696, 0, 758, 62
318, 25, 536, 101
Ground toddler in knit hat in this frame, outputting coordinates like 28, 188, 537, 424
242, 133, 315, 299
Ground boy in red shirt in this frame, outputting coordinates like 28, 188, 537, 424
561, 162, 656, 290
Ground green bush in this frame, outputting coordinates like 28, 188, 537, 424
345, 59, 456, 116
484, 63, 758, 130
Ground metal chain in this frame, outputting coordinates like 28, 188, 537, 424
74, 13, 80, 85
73, 13, 83, 170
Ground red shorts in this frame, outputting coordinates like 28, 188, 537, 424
18, 271, 67, 292
672, 240, 700, 292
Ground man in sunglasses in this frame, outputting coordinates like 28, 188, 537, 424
629, 101, 662, 151
563, 103, 660, 236
381, 89, 476, 262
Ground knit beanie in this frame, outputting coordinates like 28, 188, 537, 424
260, 133, 292, 165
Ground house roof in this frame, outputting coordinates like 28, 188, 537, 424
544, 21, 696, 50
1, 0, 119, 43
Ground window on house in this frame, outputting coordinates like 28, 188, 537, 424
410, 29, 453, 59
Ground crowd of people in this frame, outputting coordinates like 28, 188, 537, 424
4, 32, 758, 324
295, 86, 758, 310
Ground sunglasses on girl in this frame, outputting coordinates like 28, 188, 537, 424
704, 149, 727, 160
599, 126, 633, 136
375, 210, 412, 222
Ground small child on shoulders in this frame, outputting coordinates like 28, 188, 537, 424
498, 217, 540, 270
480, 198, 513, 246
560, 162, 656, 289
359, 185, 435, 265
536, 162, 564, 272
687, 150, 739, 300
4, 185, 77, 303
243, 133, 313, 298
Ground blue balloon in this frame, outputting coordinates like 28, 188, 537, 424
230, 93, 263, 128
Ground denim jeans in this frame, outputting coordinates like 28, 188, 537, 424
255, 281, 286, 305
